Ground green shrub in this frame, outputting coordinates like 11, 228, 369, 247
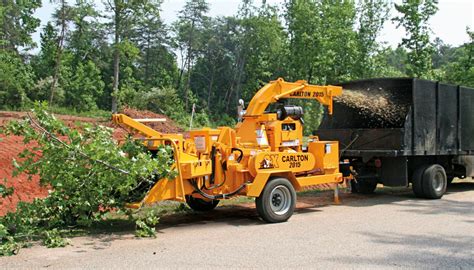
0, 102, 176, 255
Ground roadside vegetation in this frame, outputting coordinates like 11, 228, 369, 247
0, 0, 472, 132
0, 103, 176, 255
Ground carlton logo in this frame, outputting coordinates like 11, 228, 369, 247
258, 154, 279, 169
281, 154, 309, 163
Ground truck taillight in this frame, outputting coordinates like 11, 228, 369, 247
375, 159, 382, 168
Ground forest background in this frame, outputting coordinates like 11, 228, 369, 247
1, 0, 473, 132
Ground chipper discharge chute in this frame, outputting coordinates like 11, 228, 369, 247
113, 78, 346, 223
317, 78, 474, 198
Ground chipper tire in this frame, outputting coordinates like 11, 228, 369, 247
412, 164, 447, 199
256, 178, 296, 223
185, 196, 219, 211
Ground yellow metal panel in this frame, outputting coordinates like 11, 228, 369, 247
308, 140, 340, 173
296, 173, 343, 187
180, 160, 212, 178
144, 177, 179, 203
246, 172, 271, 197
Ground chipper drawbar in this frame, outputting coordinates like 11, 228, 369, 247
113, 78, 344, 222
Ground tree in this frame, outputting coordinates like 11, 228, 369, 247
66, 61, 105, 111
285, 0, 320, 82
32, 23, 58, 80
238, 2, 287, 101
285, 0, 358, 84
190, 17, 237, 113
0, 0, 41, 53
355, 0, 389, 78
69, 1, 107, 66
131, 1, 178, 88
442, 28, 474, 87
173, 0, 209, 110
0, 50, 35, 108
104, 0, 146, 112
49, 0, 74, 106
285, 0, 358, 133
393, 0, 438, 78
431, 37, 456, 69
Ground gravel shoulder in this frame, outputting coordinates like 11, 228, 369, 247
1, 180, 473, 269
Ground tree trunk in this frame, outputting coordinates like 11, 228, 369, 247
49, 0, 66, 106
176, 46, 186, 90
144, 35, 150, 85
207, 65, 215, 112
111, 6, 120, 113
184, 20, 196, 111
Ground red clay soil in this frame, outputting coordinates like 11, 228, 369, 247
0, 109, 182, 216
121, 106, 183, 134
0, 135, 47, 216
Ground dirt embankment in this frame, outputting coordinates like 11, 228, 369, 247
0, 109, 182, 216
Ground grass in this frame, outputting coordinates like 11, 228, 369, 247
2, 105, 112, 119
47, 106, 111, 119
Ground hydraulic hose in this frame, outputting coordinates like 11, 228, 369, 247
231, 148, 243, 163
190, 179, 247, 200
203, 147, 244, 190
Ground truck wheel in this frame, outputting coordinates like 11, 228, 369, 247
412, 164, 447, 199
350, 179, 377, 194
256, 178, 296, 223
422, 165, 447, 199
185, 196, 219, 211
412, 165, 429, 198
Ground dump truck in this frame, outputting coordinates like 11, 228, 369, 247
113, 78, 345, 222
317, 78, 474, 199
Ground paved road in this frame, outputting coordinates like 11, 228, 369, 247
2, 180, 473, 269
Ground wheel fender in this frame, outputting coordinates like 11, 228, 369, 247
246, 173, 271, 197
247, 172, 301, 197
277, 172, 302, 191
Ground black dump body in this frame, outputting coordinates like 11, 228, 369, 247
317, 78, 474, 159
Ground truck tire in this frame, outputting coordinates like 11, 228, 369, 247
185, 196, 219, 211
256, 178, 296, 223
412, 165, 429, 198
422, 165, 447, 199
350, 179, 377, 194
412, 164, 447, 199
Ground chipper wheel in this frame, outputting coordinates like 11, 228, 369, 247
185, 196, 219, 211
256, 177, 296, 223
412, 164, 447, 199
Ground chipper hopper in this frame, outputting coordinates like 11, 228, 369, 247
113, 78, 346, 222
317, 78, 474, 199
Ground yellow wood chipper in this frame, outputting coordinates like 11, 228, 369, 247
112, 78, 344, 222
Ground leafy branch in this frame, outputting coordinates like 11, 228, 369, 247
0, 102, 175, 256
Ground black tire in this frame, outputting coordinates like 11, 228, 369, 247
412, 164, 447, 199
256, 178, 296, 223
422, 165, 447, 199
412, 165, 429, 198
350, 179, 377, 194
185, 195, 219, 211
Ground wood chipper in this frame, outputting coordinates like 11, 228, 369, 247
112, 78, 344, 222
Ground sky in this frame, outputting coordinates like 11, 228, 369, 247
33, 0, 474, 50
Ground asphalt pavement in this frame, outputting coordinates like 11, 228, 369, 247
1, 180, 473, 269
